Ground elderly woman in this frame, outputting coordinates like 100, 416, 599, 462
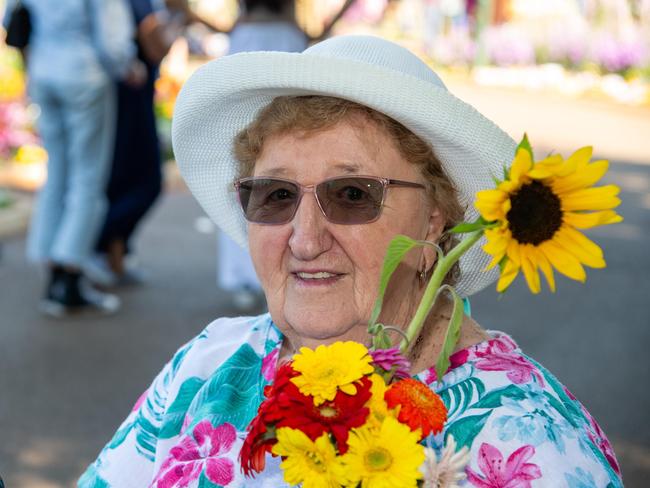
79, 36, 622, 487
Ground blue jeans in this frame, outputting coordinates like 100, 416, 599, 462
27, 78, 116, 267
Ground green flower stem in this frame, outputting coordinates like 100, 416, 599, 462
400, 230, 484, 354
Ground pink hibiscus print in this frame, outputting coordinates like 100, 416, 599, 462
466, 443, 541, 488
424, 347, 471, 384
151, 420, 236, 487
579, 402, 621, 475
470, 336, 544, 386
261, 348, 279, 382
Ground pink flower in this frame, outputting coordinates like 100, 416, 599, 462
424, 348, 470, 384
580, 403, 621, 475
370, 347, 411, 379
466, 443, 541, 488
151, 420, 236, 487
470, 336, 544, 386
261, 349, 279, 382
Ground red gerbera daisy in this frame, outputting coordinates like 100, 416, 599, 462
384, 378, 447, 439
240, 362, 298, 475
276, 376, 372, 453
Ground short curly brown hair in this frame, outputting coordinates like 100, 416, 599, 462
233, 95, 465, 283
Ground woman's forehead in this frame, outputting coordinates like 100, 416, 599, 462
252, 121, 413, 179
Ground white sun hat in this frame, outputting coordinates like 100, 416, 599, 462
172, 35, 517, 297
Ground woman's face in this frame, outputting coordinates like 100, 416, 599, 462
248, 118, 444, 350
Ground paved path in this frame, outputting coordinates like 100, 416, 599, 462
446, 77, 650, 165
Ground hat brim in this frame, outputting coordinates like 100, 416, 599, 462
172, 50, 516, 296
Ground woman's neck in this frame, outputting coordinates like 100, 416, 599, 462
406, 301, 489, 374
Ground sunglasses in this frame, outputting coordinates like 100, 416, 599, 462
235, 175, 426, 225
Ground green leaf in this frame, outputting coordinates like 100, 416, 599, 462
516, 132, 533, 159
78, 464, 110, 488
159, 377, 206, 438
368, 235, 427, 330
450, 218, 488, 234
188, 343, 264, 431
439, 377, 486, 421
370, 323, 394, 350
198, 472, 223, 488
471, 384, 527, 409
435, 287, 464, 380
444, 411, 492, 449
107, 421, 134, 450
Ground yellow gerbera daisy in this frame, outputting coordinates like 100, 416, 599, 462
292, 341, 374, 405
365, 373, 391, 427
342, 416, 425, 488
475, 144, 622, 294
272, 428, 351, 488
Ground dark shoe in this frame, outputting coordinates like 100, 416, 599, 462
40, 267, 121, 317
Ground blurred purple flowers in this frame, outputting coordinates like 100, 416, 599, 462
591, 31, 648, 74
0, 102, 38, 159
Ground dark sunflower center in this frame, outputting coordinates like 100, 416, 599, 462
507, 181, 563, 245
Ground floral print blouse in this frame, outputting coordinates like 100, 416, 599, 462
78, 314, 623, 487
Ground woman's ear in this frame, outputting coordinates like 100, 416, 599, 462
422, 206, 445, 270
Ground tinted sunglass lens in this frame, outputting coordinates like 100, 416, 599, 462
318, 177, 384, 224
239, 179, 299, 224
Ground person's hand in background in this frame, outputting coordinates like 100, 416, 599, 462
124, 59, 147, 87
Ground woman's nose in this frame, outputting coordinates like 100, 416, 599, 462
288, 192, 332, 260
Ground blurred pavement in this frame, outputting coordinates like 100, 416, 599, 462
1, 83, 649, 487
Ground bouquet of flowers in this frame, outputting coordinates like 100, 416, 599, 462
239, 135, 622, 487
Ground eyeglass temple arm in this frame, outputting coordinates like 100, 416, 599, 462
387, 179, 427, 189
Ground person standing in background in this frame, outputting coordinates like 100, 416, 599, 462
2, 0, 146, 316
87, 0, 192, 287
217, 0, 354, 309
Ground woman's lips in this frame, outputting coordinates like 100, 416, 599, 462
291, 271, 344, 287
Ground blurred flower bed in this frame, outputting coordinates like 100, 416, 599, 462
0, 45, 47, 204
379, 0, 650, 106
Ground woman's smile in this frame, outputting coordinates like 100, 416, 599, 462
291, 269, 346, 287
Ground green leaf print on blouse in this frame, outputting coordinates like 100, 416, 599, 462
77, 464, 110, 488
471, 384, 527, 410
197, 471, 224, 488
438, 375, 486, 421
445, 411, 491, 449
187, 343, 265, 432
159, 377, 206, 438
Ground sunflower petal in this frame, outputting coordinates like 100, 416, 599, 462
475, 190, 509, 221
540, 241, 587, 282
496, 259, 519, 293
561, 185, 621, 211
551, 159, 609, 195
483, 230, 509, 269
563, 210, 623, 229
535, 247, 556, 292
506, 237, 522, 266
509, 149, 533, 184
555, 226, 606, 268
520, 246, 541, 294
528, 154, 564, 179
558, 146, 593, 176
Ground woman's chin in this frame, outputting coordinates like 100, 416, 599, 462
282, 310, 367, 346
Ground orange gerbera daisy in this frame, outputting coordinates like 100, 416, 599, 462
385, 378, 447, 439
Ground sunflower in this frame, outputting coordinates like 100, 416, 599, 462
343, 416, 425, 488
475, 143, 622, 293
272, 428, 351, 488
291, 341, 374, 405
